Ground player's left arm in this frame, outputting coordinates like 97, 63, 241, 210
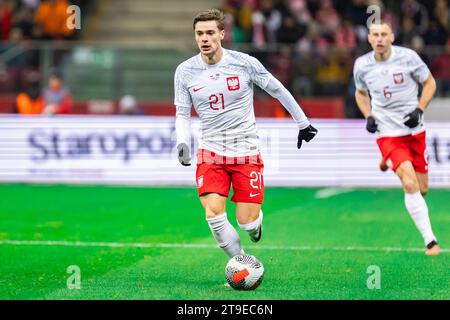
404, 73, 436, 128
418, 73, 436, 112
246, 56, 305, 124
404, 52, 437, 128
246, 55, 317, 149
246, 55, 310, 128
263, 77, 318, 149
263, 76, 309, 128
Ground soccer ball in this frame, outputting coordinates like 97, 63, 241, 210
225, 254, 264, 290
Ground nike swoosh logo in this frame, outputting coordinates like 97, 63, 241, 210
193, 87, 205, 92
249, 193, 260, 198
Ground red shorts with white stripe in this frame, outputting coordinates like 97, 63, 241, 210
195, 149, 264, 204
376, 131, 428, 173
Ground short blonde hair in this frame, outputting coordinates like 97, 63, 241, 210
368, 21, 394, 33
193, 9, 225, 30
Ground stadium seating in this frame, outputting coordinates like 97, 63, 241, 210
91, 0, 222, 47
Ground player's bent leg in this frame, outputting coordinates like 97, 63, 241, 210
201, 193, 244, 257
229, 160, 265, 243
416, 172, 429, 196
396, 162, 438, 254
236, 203, 263, 243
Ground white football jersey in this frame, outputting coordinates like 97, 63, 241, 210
174, 48, 272, 157
353, 45, 430, 137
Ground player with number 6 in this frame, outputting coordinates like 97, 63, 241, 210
353, 22, 439, 255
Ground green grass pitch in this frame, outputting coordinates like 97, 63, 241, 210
0, 184, 448, 300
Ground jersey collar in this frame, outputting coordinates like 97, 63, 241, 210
373, 46, 396, 64
198, 48, 227, 69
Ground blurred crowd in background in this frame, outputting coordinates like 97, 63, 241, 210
223, 0, 450, 103
1, 0, 92, 69
223, 0, 449, 48
0, 0, 449, 117
0, 0, 93, 114
0, 0, 91, 41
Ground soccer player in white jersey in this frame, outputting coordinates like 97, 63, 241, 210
353, 22, 439, 255
174, 9, 317, 259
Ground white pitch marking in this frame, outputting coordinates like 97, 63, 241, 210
314, 188, 354, 199
0, 240, 447, 253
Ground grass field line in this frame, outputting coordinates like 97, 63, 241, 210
314, 187, 354, 199
0, 239, 448, 253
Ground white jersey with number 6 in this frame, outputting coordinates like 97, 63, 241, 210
174, 48, 273, 157
353, 45, 430, 137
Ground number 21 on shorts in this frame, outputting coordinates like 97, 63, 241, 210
250, 171, 263, 189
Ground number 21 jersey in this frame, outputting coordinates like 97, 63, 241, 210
174, 48, 272, 157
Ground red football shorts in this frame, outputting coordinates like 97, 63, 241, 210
376, 131, 428, 173
195, 149, 265, 204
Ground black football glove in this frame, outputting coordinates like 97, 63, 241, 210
177, 143, 191, 166
297, 124, 318, 149
366, 116, 378, 133
403, 108, 423, 128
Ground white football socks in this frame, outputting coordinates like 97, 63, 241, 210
206, 212, 244, 258
404, 191, 437, 246
238, 210, 263, 238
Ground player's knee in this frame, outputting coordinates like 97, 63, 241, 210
204, 203, 226, 219
402, 177, 419, 194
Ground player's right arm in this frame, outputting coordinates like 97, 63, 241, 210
355, 89, 378, 134
175, 106, 192, 166
353, 60, 378, 133
174, 64, 192, 166
355, 89, 372, 118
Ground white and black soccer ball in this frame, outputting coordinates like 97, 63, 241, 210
225, 254, 264, 290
